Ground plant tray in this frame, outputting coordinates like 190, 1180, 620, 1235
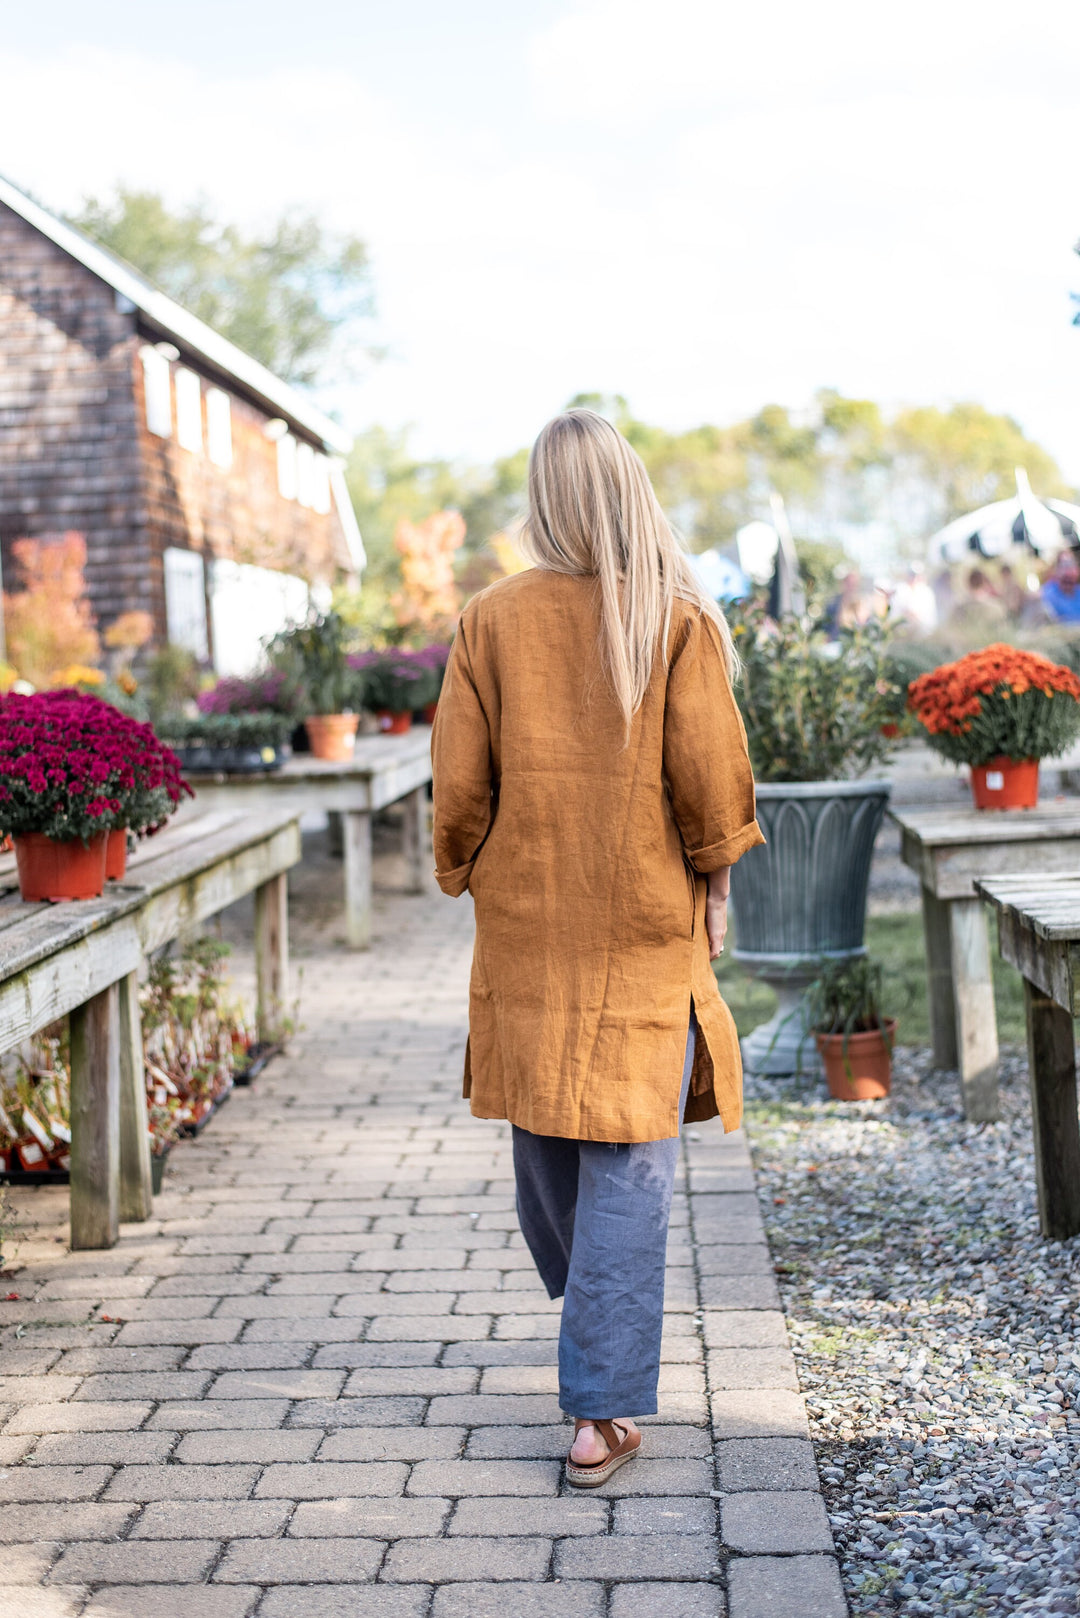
0, 1165, 70, 1185
233, 1041, 284, 1086
172, 745, 286, 774
178, 1089, 231, 1137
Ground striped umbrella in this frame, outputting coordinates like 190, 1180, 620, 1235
928, 468, 1080, 563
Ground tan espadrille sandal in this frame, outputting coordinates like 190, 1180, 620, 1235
564, 1419, 641, 1489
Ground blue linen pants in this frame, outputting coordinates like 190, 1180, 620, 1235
511, 1011, 697, 1418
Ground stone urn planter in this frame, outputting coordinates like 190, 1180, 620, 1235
731, 779, 891, 1074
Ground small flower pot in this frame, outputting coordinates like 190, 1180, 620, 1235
970, 756, 1039, 811
151, 1146, 170, 1194
105, 828, 128, 880
14, 831, 108, 901
375, 710, 412, 735
816, 1019, 897, 1101
305, 714, 360, 762
421, 702, 439, 725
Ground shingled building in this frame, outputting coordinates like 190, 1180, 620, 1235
0, 175, 364, 674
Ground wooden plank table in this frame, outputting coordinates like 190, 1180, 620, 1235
0, 808, 300, 1249
179, 726, 432, 949
890, 802, 1080, 1122
975, 872, 1080, 1239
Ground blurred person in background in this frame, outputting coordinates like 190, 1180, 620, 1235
893, 564, 938, 633
1041, 549, 1080, 624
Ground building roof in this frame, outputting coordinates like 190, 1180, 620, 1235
0, 173, 353, 457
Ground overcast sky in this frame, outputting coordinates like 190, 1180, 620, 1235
3, 0, 1079, 480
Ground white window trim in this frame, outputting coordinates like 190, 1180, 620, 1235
175, 367, 203, 453
277, 432, 298, 501
140, 345, 172, 439
206, 387, 233, 469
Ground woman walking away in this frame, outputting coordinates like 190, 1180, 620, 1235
431, 409, 763, 1487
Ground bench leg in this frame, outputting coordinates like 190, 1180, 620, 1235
342, 810, 373, 949
1024, 977, 1080, 1239
118, 970, 153, 1223
255, 871, 290, 1042
921, 889, 958, 1070
69, 982, 121, 1250
948, 897, 1000, 1122
402, 786, 429, 895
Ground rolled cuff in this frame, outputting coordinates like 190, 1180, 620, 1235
686, 820, 766, 874
434, 859, 474, 897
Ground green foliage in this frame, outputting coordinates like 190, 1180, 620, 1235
730, 603, 900, 782
804, 955, 891, 1037
156, 711, 294, 751
924, 688, 1080, 767
142, 645, 202, 725
69, 188, 373, 386
265, 612, 363, 716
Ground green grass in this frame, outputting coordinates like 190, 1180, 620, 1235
715, 909, 1029, 1047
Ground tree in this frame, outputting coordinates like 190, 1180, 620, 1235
3, 533, 101, 688
69, 188, 374, 386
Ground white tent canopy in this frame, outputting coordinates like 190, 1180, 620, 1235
928, 469, 1080, 564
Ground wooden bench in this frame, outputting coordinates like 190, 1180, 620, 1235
0, 808, 300, 1250
890, 802, 1080, 1122
975, 872, 1080, 1240
178, 726, 432, 949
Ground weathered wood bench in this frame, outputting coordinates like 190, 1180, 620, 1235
975, 873, 1080, 1240
178, 726, 432, 949
890, 803, 1080, 1122
0, 808, 300, 1250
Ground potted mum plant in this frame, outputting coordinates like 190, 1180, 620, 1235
727, 602, 901, 1074
907, 643, 1080, 810
805, 954, 897, 1100
352, 648, 439, 734
268, 612, 366, 761
157, 712, 295, 774
0, 690, 190, 899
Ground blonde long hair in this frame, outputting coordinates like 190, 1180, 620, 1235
520, 408, 738, 729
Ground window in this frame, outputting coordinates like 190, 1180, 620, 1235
206, 388, 233, 469
277, 432, 297, 500
140, 346, 172, 438
296, 441, 316, 508
312, 453, 332, 515
209, 559, 309, 676
175, 368, 203, 453
163, 547, 208, 659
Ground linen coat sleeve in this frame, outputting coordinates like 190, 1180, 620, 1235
663, 610, 765, 873
431, 618, 493, 897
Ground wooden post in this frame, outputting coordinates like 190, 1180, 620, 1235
1023, 976, 1080, 1240
118, 969, 153, 1222
254, 870, 289, 1042
69, 982, 121, 1250
342, 810, 373, 950
402, 785, 428, 895
948, 897, 1000, 1123
921, 888, 958, 1071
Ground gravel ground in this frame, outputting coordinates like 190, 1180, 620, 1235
742, 1047, 1080, 1617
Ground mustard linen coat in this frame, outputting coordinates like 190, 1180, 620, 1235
431, 569, 764, 1143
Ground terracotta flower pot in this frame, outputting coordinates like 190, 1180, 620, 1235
970, 756, 1039, 811
376, 709, 413, 735
305, 714, 359, 762
105, 827, 128, 880
816, 1018, 897, 1101
14, 831, 108, 901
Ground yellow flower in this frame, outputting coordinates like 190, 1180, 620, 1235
49, 664, 105, 688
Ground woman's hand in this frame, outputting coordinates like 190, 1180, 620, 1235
705, 866, 731, 960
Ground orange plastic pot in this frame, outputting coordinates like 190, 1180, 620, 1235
305, 714, 359, 762
376, 710, 413, 735
14, 831, 108, 901
105, 827, 128, 880
970, 757, 1039, 810
816, 1019, 896, 1101
422, 702, 439, 725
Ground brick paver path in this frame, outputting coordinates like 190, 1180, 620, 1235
0, 831, 845, 1618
